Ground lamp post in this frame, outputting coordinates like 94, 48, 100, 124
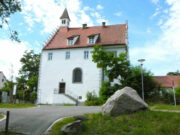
172, 76, 176, 106
138, 59, 145, 101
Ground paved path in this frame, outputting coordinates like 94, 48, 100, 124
0, 105, 101, 135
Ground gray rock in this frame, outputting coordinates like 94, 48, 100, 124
73, 115, 89, 121
61, 120, 85, 135
102, 87, 148, 116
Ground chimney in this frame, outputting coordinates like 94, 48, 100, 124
82, 24, 87, 29
102, 22, 106, 27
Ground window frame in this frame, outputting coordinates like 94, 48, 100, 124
72, 68, 83, 83
68, 37, 74, 45
65, 51, 70, 59
88, 36, 95, 44
62, 19, 66, 24
84, 51, 89, 59
48, 52, 53, 61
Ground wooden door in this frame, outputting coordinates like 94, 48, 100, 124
59, 83, 65, 93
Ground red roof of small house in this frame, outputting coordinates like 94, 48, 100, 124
154, 76, 180, 88
43, 24, 127, 50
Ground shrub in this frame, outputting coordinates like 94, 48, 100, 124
175, 87, 180, 104
160, 89, 174, 104
85, 91, 103, 106
30, 91, 37, 103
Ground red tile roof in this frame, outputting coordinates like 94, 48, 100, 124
43, 24, 127, 50
154, 76, 180, 88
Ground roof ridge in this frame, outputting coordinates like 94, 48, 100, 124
66, 24, 126, 29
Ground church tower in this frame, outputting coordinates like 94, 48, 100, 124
60, 8, 70, 27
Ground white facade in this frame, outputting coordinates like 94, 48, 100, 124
37, 45, 126, 104
0, 72, 7, 89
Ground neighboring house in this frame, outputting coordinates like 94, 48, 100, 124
37, 8, 128, 104
154, 76, 180, 90
0, 71, 7, 89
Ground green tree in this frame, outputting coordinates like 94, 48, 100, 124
92, 46, 158, 101
0, 80, 14, 102
0, 0, 21, 42
175, 86, 180, 104
16, 50, 40, 102
167, 70, 180, 75
92, 46, 131, 83
128, 66, 158, 99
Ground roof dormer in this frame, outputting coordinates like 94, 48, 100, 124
88, 34, 99, 44
67, 35, 79, 45
60, 8, 70, 27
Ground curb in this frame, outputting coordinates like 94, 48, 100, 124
0, 105, 40, 109
151, 109, 180, 113
45, 116, 72, 134
0, 114, 6, 122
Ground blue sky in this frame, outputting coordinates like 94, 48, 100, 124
0, 0, 180, 79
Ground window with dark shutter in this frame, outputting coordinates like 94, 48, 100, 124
73, 68, 82, 83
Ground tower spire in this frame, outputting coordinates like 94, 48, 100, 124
60, 8, 70, 27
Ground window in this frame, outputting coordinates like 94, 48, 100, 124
88, 36, 95, 44
48, 53, 53, 60
67, 36, 79, 45
68, 38, 74, 45
62, 20, 66, 24
65, 51, 70, 59
84, 51, 89, 59
88, 34, 99, 44
107, 51, 117, 57
73, 68, 82, 83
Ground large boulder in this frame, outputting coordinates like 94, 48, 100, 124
102, 87, 148, 116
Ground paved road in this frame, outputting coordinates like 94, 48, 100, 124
0, 105, 101, 135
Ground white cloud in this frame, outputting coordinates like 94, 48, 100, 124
0, 40, 28, 80
130, 0, 180, 75
91, 12, 108, 24
96, 4, 104, 10
151, 8, 160, 19
22, 0, 107, 33
114, 12, 122, 17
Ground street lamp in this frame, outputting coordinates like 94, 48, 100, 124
138, 59, 145, 101
172, 76, 176, 106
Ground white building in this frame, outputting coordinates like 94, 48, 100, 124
0, 71, 7, 89
37, 9, 128, 104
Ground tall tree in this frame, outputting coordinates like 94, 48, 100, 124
16, 50, 40, 102
92, 46, 158, 101
0, 0, 21, 42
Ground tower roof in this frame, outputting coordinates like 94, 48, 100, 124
60, 8, 70, 21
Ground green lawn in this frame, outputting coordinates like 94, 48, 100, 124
0, 103, 36, 108
152, 104, 180, 111
49, 110, 180, 135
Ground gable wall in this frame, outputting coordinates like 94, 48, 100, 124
37, 45, 126, 104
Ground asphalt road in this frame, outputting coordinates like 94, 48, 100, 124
0, 105, 101, 135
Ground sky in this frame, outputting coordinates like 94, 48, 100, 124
0, 0, 180, 80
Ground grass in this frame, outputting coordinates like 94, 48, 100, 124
62, 103, 75, 106
49, 117, 74, 135
152, 104, 180, 111
0, 114, 4, 119
50, 110, 180, 135
0, 103, 36, 108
